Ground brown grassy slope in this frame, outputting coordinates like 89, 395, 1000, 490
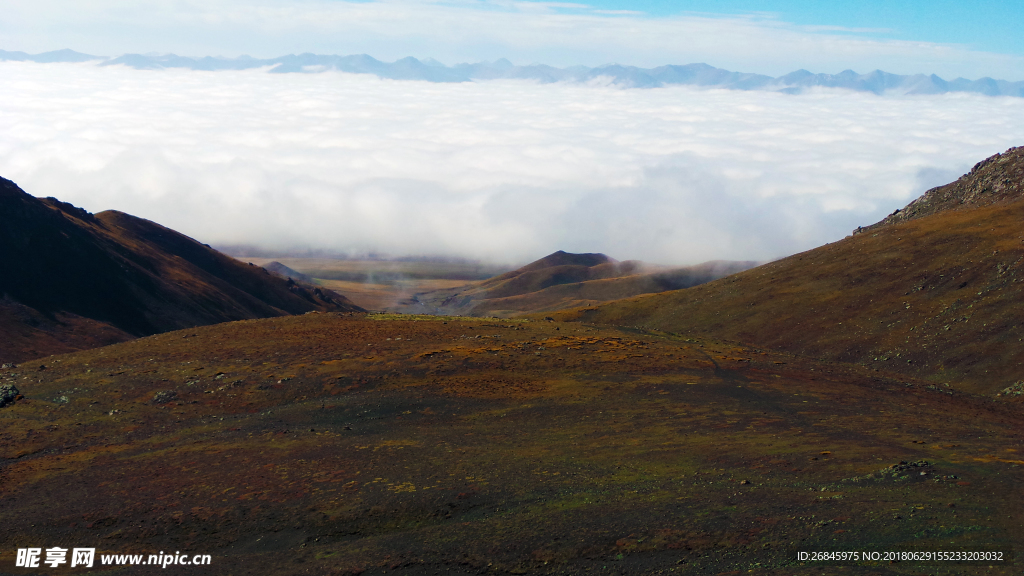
507, 249, 612, 273
468, 251, 626, 300
0, 178, 362, 363
1, 313, 1021, 575
413, 250, 756, 316
0, 299, 134, 363
558, 156, 1024, 396
860, 146, 1024, 233
469, 260, 759, 316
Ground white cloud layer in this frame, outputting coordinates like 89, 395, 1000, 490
2, 61, 1023, 265
4, 0, 1024, 80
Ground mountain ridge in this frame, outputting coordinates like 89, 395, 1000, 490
0, 177, 362, 363
3, 48, 1024, 96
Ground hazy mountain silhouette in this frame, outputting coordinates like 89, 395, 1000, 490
4, 48, 1023, 96
0, 48, 102, 63
261, 261, 317, 284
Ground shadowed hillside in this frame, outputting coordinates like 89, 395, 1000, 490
0, 177, 362, 363
404, 250, 757, 316
558, 147, 1024, 396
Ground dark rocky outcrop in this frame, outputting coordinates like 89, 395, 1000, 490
0, 383, 19, 407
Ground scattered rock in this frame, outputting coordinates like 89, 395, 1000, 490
152, 390, 178, 404
843, 460, 934, 483
1, 363, 16, 369
997, 381, 1024, 397
883, 460, 930, 475
0, 384, 20, 407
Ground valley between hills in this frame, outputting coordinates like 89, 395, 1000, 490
2, 148, 1024, 575
238, 253, 757, 318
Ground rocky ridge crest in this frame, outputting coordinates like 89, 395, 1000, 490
858, 146, 1024, 234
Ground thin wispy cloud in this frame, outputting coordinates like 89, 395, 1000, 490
4, 0, 1024, 80
2, 61, 1022, 265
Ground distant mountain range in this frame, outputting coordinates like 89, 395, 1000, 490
3, 48, 1023, 96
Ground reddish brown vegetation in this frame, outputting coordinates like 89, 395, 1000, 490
1, 314, 1021, 574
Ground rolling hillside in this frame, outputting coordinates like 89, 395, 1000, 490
0, 177, 361, 363
2, 313, 1021, 574
3, 153, 1024, 574
404, 250, 757, 316
559, 147, 1024, 396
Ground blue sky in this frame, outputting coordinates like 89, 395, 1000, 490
576, 0, 1022, 57
3, 0, 1024, 80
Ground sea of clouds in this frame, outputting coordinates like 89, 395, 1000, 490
2, 61, 1023, 265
